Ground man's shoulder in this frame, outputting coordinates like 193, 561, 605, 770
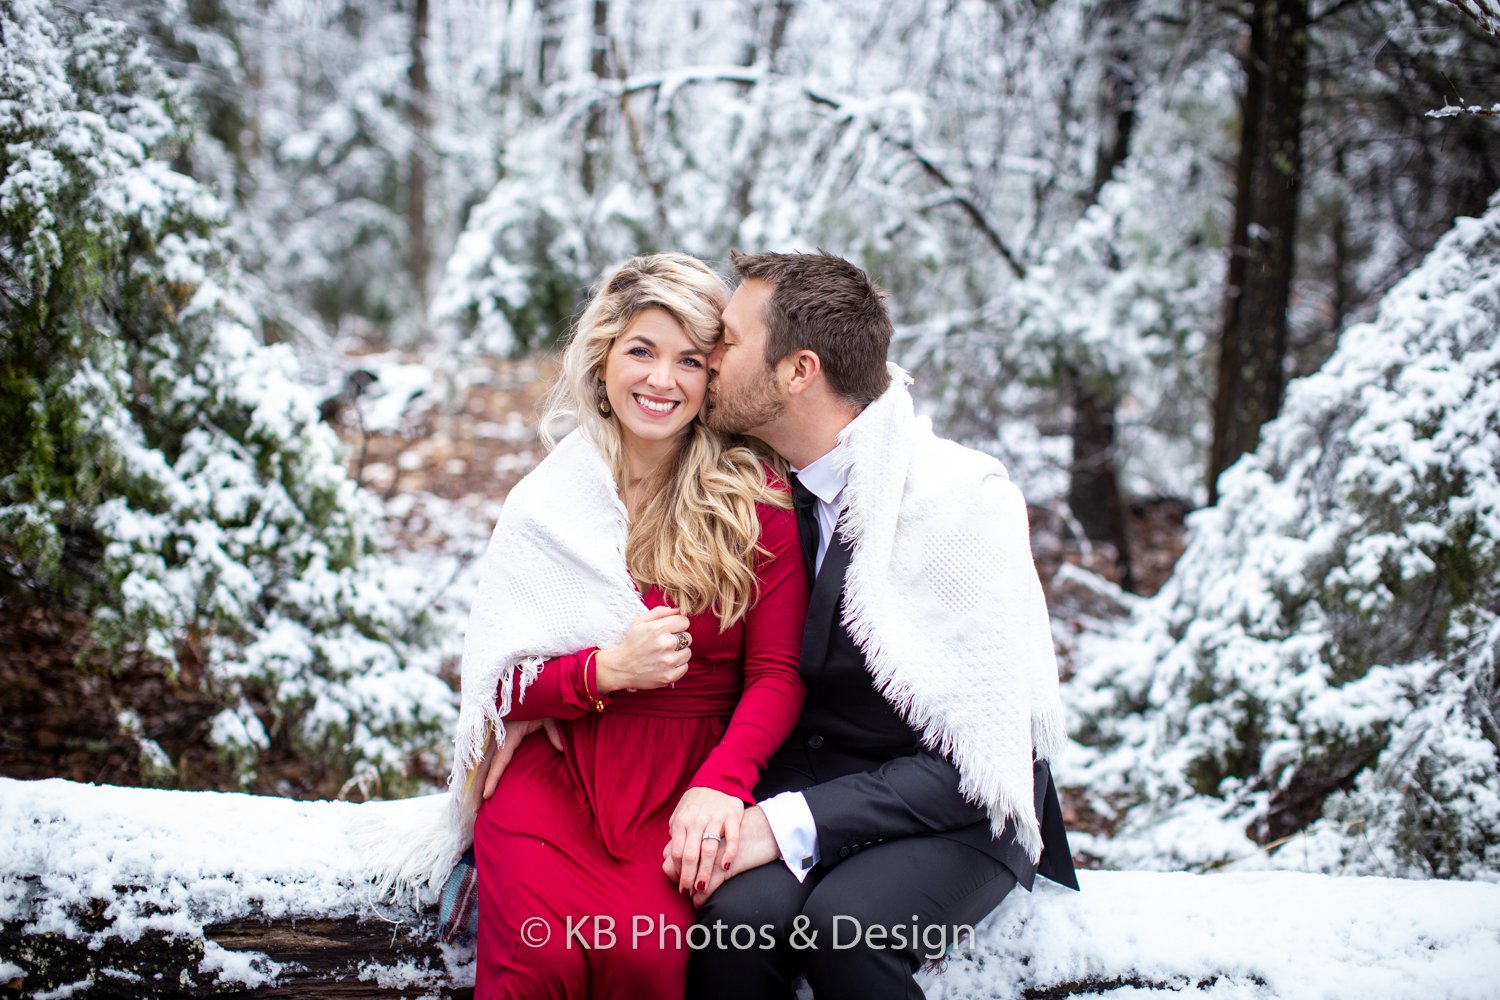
906, 428, 1015, 501
878, 434, 1030, 548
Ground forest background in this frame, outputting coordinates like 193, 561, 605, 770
3, 0, 1499, 888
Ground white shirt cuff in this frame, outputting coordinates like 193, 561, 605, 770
759, 791, 819, 882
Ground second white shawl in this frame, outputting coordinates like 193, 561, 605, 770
833, 365, 1067, 863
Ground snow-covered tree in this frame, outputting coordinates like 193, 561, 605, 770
83, 0, 510, 349
1065, 191, 1500, 880
0, 0, 454, 793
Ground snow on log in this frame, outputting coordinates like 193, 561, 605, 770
0, 778, 468, 998
2, 778, 1498, 999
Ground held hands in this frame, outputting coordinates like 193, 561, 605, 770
478, 718, 565, 801
663, 802, 783, 906
666, 787, 745, 897
595, 605, 693, 694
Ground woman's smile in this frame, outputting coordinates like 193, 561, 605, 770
600, 307, 709, 459
634, 393, 681, 415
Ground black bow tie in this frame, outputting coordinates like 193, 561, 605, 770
790, 473, 819, 580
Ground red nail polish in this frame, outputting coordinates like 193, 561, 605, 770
697, 880, 706, 892
723, 862, 730, 870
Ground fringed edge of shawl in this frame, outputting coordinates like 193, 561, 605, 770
347, 792, 466, 905
833, 363, 1058, 865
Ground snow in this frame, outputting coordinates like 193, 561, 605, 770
353, 358, 441, 435
1, 780, 367, 931
3, 778, 1498, 998
925, 871, 1500, 1000
1426, 104, 1500, 118
6, 0, 1499, 992
0, 777, 455, 991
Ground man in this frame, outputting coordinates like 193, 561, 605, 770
676, 251, 1077, 1000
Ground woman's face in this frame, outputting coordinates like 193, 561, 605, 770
600, 307, 709, 455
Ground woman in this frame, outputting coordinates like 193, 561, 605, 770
455, 254, 808, 999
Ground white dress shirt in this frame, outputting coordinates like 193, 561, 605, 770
758, 444, 848, 881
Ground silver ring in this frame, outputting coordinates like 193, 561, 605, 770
674, 632, 690, 651
701, 833, 722, 842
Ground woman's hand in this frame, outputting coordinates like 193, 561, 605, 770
666, 786, 745, 896
594, 605, 694, 694
477, 718, 565, 801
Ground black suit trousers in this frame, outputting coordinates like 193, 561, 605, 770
687, 833, 1016, 1000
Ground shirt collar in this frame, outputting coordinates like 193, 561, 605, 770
790, 442, 849, 508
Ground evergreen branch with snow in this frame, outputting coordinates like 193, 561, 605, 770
1064, 190, 1500, 880
0, 0, 454, 796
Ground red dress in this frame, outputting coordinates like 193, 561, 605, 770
473, 499, 808, 1000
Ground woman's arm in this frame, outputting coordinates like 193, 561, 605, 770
499, 603, 700, 720
496, 647, 603, 721
668, 501, 809, 891
688, 501, 809, 797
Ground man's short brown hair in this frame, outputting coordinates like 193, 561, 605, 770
729, 250, 893, 407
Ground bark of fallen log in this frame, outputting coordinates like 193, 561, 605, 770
4, 915, 473, 999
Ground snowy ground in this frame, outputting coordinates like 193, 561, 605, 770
2, 777, 1497, 999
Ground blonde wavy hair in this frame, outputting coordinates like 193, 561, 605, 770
540, 253, 789, 630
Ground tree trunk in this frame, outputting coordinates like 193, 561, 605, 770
1208, 0, 1309, 504
407, 0, 432, 314
581, 0, 610, 195
730, 0, 799, 222
1067, 370, 1136, 593
1, 917, 471, 999
1086, 3, 1137, 206
532, 0, 566, 102
1324, 142, 1352, 363
1068, 0, 1138, 591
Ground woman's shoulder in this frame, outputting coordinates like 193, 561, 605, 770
754, 489, 797, 538
759, 461, 787, 490
757, 461, 792, 504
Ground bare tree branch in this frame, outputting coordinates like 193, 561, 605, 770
1444, 0, 1500, 36
560, 66, 1028, 278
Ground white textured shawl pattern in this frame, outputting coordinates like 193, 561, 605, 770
356, 429, 645, 899
834, 365, 1067, 863
451, 428, 643, 793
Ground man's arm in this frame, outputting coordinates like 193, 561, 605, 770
800, 749, 984, 860
685, 749, 985, 904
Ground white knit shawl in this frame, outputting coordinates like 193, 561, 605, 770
833, 365, 1067, 863
355, 429, 645, 899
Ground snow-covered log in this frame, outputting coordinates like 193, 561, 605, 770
0, 779, 468, 998
3, 779, 1498, 999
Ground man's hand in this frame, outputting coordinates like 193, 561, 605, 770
664, 804, 781, 907
477, 718, 565, 801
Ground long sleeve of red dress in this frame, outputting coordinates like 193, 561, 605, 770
686, 501, 807, 802
499, 647, 603, 721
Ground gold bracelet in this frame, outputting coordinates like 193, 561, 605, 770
583, 649, 606, 713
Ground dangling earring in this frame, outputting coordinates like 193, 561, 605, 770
596, 380, 611, 417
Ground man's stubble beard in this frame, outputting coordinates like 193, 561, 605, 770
704, 368, 785, 437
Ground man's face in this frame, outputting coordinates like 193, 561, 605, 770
705, 279, 786, 438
